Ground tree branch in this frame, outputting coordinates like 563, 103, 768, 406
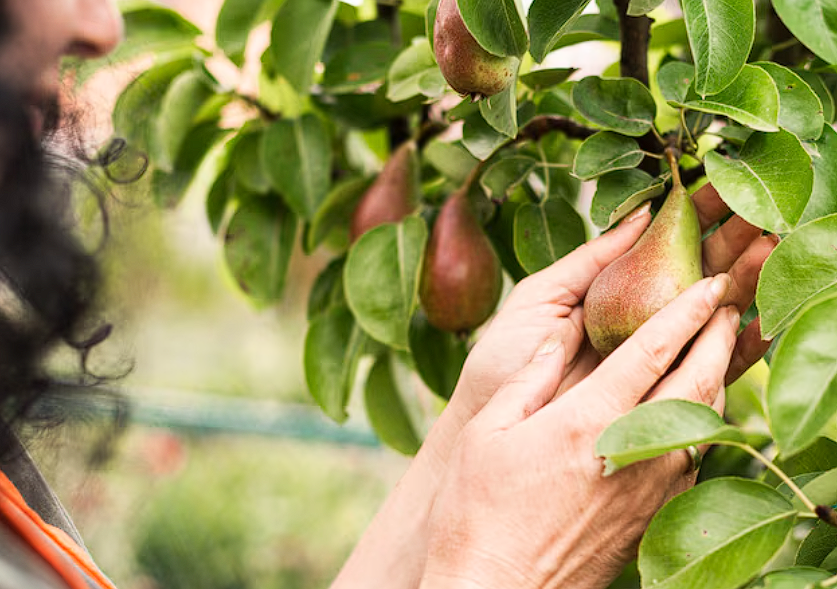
517, 115, 597, 143
614, 0, 660, 174
613, 0, 652, 86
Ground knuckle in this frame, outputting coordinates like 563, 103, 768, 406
690, 371, 721, 406
635, 332, 672, 376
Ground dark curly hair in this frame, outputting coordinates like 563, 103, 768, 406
0, 79, 138, 460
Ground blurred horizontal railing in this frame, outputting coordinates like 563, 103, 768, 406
34, 385, 381, 448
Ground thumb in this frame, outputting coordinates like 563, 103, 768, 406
470, 334, 567, 431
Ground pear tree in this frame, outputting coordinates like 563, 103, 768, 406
75, 0, 837, 586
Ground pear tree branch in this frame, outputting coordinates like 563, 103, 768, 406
516, 115, 597, 142
613, 0, 661, 176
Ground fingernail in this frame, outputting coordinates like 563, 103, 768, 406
623, 201, 652, 224
727, 306, 740, 331
707, 274, 731, 306
768, 233, 781, 245
534, 333, 563, 361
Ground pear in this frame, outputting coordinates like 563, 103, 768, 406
583, 175, 703, 357
420, 187, 503, 334
433, 0, 519, 100
350, 141, 418, 242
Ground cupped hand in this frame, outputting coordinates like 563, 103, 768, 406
441, 182, 776, 449
420, 276, 739, 589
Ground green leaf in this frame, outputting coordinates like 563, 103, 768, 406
424, 140, 479, 183
627, 0, 664, 16
754, 62, 824, 141
112, 55, 194, 159
217, 0, 284, 66
800, 125, 837, 225
549, 13, 620, 50
796, 70, 835, 123
387, 38, 447, 102
223, 196, 298, 303
462, 111, 509, 160
573, 132, 644, 181
572, 76, 656, 137
307, 176, 373, 251
426, 0, 440, 51
457, 0, 528, 57
648, 18, 688, 50
791, 467, 837, 510
304, 305, 368, 423
206, 167, 235, 234
480, 156, 538, 200
365, 355, 421, 455
307, 257, 346, 320
519, 68, 576, 91
767, 293, 837, 456
757, 213, 837, 338
772, 0, 837, 65
596, 400, 745, 475
657, 61, 694, 104
231, 128, 271, 194
323, 41, 395, 94
155, 69, 215, 172
344, 217, 428, 350
705, 130, 813, 234
269, 0, 338, 95
682, 0, 755, 96
590, 169, 665, 228
151, 122, 225, 208
675, 65, 780, 132
408, 312, 468, 400
777, 437, 837, 478
797, 523, 837, 569
479, 78, 519, 137
513, 198, 586, 274
639, 478, 796, 589
528, 0, 593, 62
750, 567, 831, 588
261, 114, 332, 219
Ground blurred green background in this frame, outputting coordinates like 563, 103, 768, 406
28, 111, 410, 589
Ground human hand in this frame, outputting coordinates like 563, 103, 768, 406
420, 276, 739, 589
434, 182, 775, 466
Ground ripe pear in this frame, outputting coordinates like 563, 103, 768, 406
433, 0, 519, 100
583, 180, 703, 357
350, 141, 418, 242
420, 187, 503, 334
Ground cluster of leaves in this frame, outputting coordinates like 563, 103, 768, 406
76, 0, 837, 586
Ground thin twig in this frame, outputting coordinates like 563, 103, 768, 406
724, 442, 818, 514
516, 115, 597, 142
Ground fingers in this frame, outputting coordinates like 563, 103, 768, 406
723, 235, 778, 313
509, 203, 651, 308
702, 216, 763, 275
691, 183, 730, 232
570, 274, 731, 416
726, 318, 772, 385
471, 335, 567, 431
647, 306, 739, 406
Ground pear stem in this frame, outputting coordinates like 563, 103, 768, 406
664, 147, 683, 188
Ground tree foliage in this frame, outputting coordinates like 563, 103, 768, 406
74, 0, 837, 585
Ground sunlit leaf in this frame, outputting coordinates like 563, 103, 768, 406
682, 0, 755, 96
757, 214, 837, 338
596, 400, 745, 475
639, 478, 796, 589
344, 218, 428, 350
706, 130, 812, 234
767, 293, 837, 456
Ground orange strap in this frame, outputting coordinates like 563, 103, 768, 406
0, 469, 117, 589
